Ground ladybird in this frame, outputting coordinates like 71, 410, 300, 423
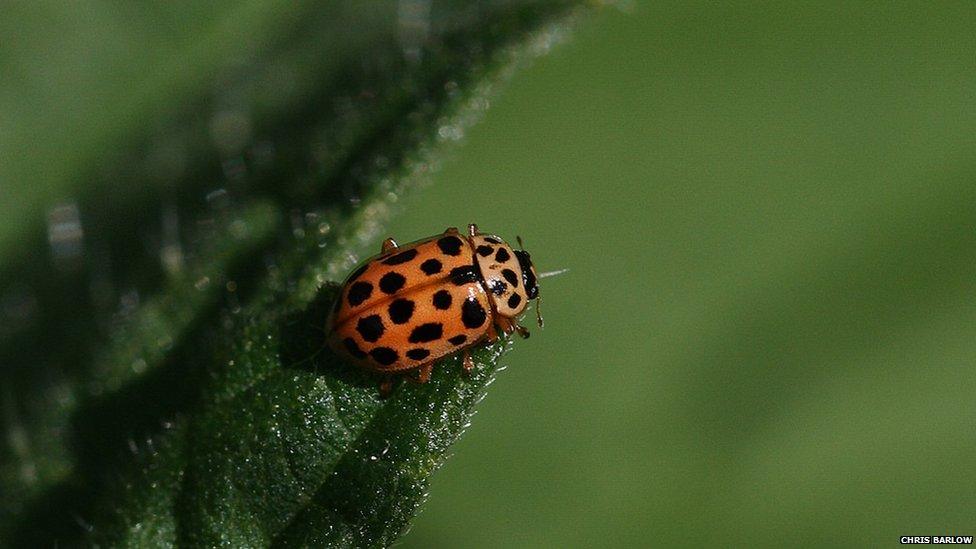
327, 224, 541, 395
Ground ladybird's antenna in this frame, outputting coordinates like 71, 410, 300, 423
537, 268, 569, 279
533, 266, 568, 327
516, 235, 525, 250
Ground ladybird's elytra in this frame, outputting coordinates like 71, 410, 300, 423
327, 224, 541, 395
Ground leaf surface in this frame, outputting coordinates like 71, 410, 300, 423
0, 2, 584, 546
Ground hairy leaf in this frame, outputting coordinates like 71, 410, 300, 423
0, 1, 584, 546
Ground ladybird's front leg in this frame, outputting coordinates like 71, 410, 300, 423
496, 317, 511, 335
494, 316, 516, 336
485, 322, 499, 344
381, 238, 399, 253
462, 348, 474, 374
495, 316, 529, 339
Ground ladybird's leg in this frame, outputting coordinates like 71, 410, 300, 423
494, 316, 515, 336
485, 322, 499, 344
379, 376, 395, 398
462, 349, 475, 374
467, 224, 479, 237
405, 363, 434, 384
381, 238, 399, 253
416, 362, 433, 384
493, 317, 528, 339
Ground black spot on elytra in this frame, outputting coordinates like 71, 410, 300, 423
348, 263, 369, 282
409, 322, 443, 343
495, 248, 511, 262
388, 298, 414, 324
420, 258, 442, 275
476, 245, 494, 257
406, 348, 430, 360
370, 347, 398, 366
432, 290, 452, 310
356, 314, 384, 342
488, 279, 507, 296
448, 334, 467, 345
461, 297, 487, 329
450, 265, 479, 285
437, 236, 463, 256
382, 248, 418, 265
342, 337, 367, 358
508, 294, 522, 308
379, 272, 406, 294
484, 237, 501, 244
347, 281, 373, 306
502, 268, 519, 287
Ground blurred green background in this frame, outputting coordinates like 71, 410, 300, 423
393, 3, 976, 547
4, 1, 976, 546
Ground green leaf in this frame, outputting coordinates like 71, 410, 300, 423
0, 1, 584, 546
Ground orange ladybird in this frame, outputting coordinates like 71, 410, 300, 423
327, 224, 540, 395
